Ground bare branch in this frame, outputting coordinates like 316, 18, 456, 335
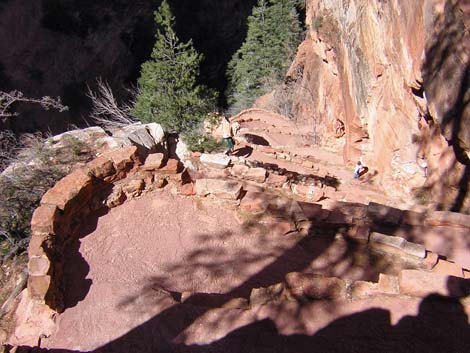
86, 78, 137, 129
0, 90, 68, 122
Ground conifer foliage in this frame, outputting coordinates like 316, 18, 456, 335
227, 0, 302, 114
132, 0, 217, 134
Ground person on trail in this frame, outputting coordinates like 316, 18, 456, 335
221, 116, 234, 155
354, 161, 363, 179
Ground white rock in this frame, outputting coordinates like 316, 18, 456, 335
200, 153, 231, 169
145, 123, 165, 144
176, 139, 191, 162
95, 136, 126, 150
47, 126, 107, 148
113, 124, 156, 152
369, 232, 406, 250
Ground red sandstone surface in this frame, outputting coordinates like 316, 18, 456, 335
38, 189, 470, 353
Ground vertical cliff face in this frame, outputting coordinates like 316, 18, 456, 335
289, 0, 470, 209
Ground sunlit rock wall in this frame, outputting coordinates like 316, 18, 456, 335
289, 0, 470, 208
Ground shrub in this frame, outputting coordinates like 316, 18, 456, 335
0, 133, 94, 263
183, 132, 222, 153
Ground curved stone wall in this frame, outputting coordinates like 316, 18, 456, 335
26, 144, 470, 314
28, 146, 143, 312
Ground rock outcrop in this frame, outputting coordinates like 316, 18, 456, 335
287, 0, 470, 209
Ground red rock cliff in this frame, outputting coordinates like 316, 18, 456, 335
288, 0, 470, 208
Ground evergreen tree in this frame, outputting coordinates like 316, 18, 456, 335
132, 0, 217, 134
227, 0, 302, 113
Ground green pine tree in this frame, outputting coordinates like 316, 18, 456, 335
226, 0, 302, 113
132, 0, 217, 134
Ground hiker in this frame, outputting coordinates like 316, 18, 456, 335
354, 161, 363, 179
221, 116, 235, 155
417, 155, 428, 177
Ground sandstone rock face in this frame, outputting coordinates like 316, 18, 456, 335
290, 0, 470, 205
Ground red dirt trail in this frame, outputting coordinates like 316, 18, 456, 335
40, 189, 470, 353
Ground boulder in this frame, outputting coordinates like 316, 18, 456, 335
85, 156, 115, 179
122, 179, 144, 198
422, 251, 439, 270
231, 164, 249, 177
28, 234, 48, 258
95, 136, 125, 150
46, 127, 107, 149
102, 146, 139, 174
200, 153, 231, 169
145, 123, 165, 144
347, 224, 370, 242
298, 202, 327, 221
334, 202, 368, 218
244, 167, 267, 183
113, 124, 157, 153
265, 173, 288, 187
105, 185, 126, 208
321, 210, 353, 227
195, 179, 243, 200
179, 183, 195, 196
265, 198, 306, 222
175, 139, 191, 163
143, 153, 165, 171
11, 293, 57, 346
160, 158, 180, 174
401, 210, 426, 226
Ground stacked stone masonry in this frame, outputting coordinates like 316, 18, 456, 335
18, 147, 470, 353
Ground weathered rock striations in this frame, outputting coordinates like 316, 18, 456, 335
288, 0, 470, 207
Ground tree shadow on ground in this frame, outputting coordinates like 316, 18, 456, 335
9, 293, 470, 353
7, 197, 470, 352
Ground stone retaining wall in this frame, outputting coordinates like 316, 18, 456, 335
27, 148, 470, 313
12, 148, 470, 349
27, 146, 143, 311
